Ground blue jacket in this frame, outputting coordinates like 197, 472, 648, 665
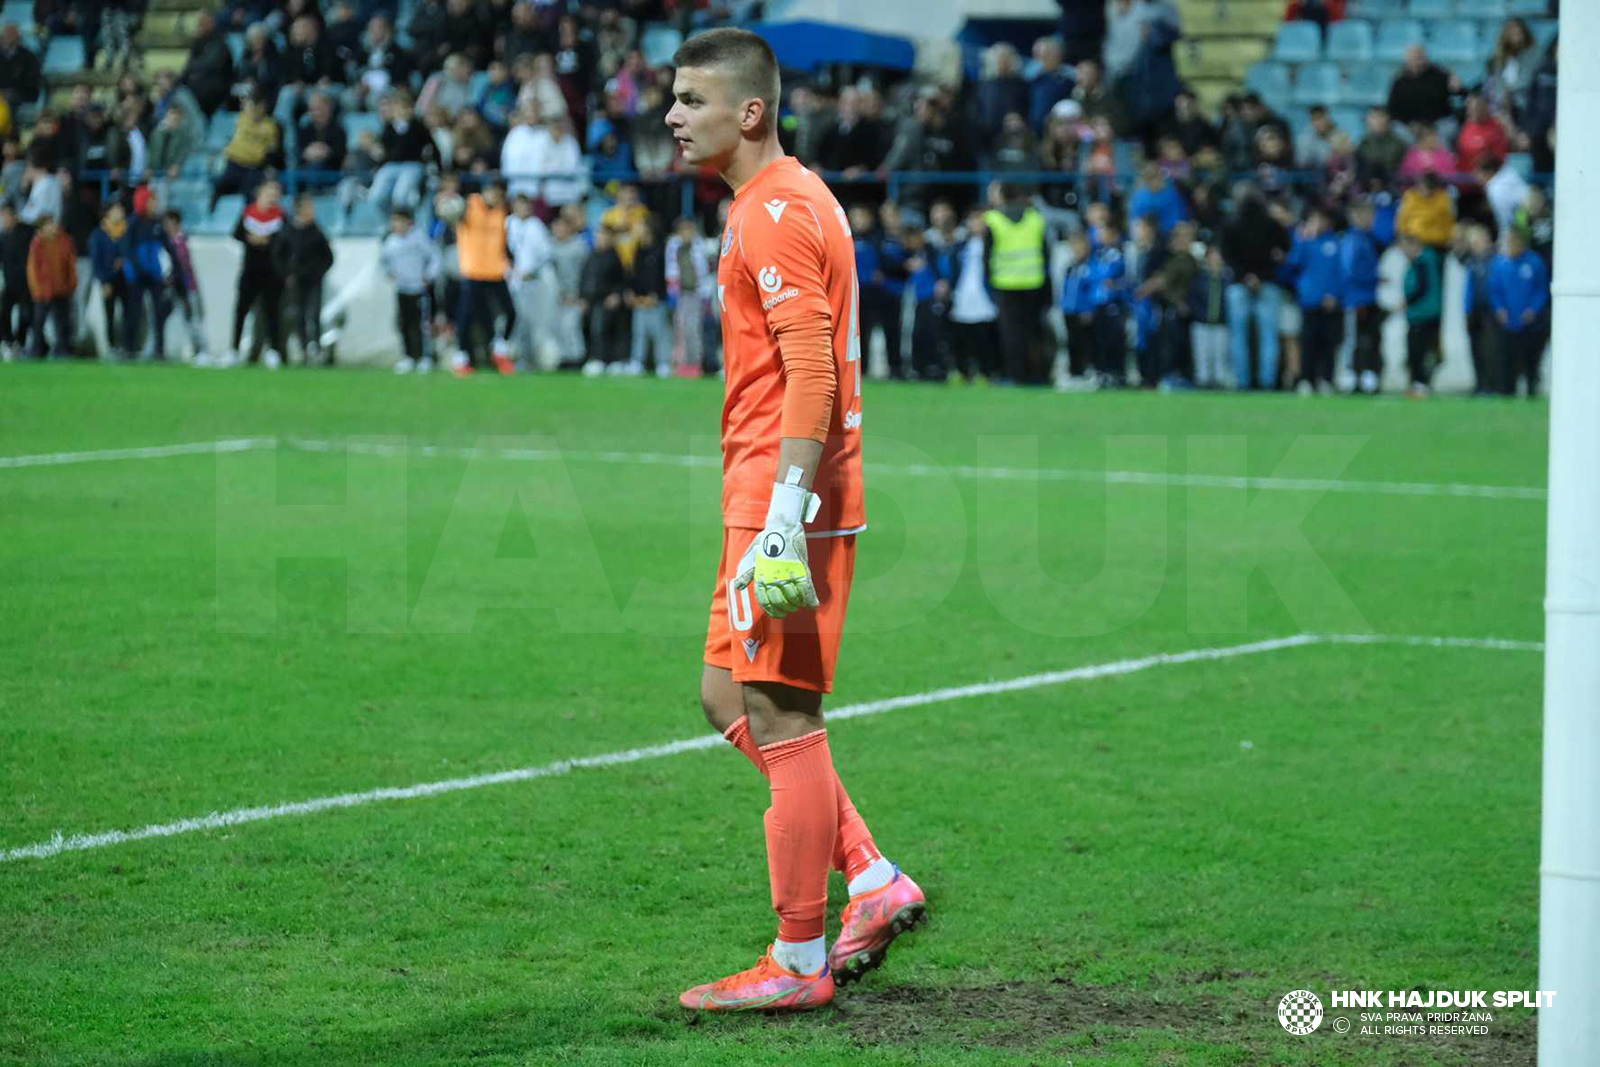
1341, 228, 1381, 308
1488, 250, 1551, 333
1372, 194, 1398, 247
1127, 182, 1188, 235
854, 234, 883, 294
124, 215, 168, 285
1286, 232, 1345, 309
1061, 259, 1096, 315
1188, 266, 1232, 324
1087, 246, 1126, 309
89, 226, 127, 284
908, 245, 955, 303
1028, 69, 1075, 131
1462, 252, 1494, 319
876, 234, 908, 298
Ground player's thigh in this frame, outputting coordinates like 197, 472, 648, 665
742, 680, 824, 747
700, 663, 743, 733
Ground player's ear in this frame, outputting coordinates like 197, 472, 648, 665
740, 96, 767, 135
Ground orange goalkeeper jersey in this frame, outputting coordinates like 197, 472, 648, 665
717, 156, 865, 533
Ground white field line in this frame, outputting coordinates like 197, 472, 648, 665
0, 435, 1547, 500
0, 632, 1541, 865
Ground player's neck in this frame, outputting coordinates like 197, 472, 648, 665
721, 135, 787, 194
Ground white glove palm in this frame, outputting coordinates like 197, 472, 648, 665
733, 480, 822, 619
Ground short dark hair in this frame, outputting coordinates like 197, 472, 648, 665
391, 206, 414, 220
163, 208, 183, 224
672, 27, 781, 124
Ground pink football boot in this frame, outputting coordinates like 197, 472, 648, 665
678, 947, 834, 1012
828, 865, 928, 985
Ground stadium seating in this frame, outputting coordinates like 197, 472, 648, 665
200, 195, 244, 236
1407, 0, 1453, 17
1331, 105, 1366, 141
1505, 0, 1549, 13
2, 0, 33, 26
1454, 0, 1509, 17
1344, 61, 1398, 106
1244, 60, 1292, 101
1375, 19, 1425, 61
1530, 19, 1557, 51
641, 24, 683, 68
1325, 20, 1374, 62
42, 35, 84, 74
1271, 21, 1322, 63
1293, 61, 1343, 106
1429, 19, 1482, 61
206, 111, 237, 152
342, 112, 383, 142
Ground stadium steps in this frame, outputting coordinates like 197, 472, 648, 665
1175, 0, 1280, 116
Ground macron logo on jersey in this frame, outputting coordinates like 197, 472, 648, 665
764, 198, 787, 223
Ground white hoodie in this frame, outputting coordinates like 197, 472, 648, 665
506, 213, 553, 282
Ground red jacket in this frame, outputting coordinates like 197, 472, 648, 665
27, 230, 77, 301
1284, 0, 1345, 20
1457, 118, 1510, 174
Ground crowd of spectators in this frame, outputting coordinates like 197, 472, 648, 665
0, 0, 1561, 394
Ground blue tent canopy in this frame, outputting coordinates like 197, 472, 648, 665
745, 20, 916, 73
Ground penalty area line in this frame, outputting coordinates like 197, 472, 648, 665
0, 632, 1541, 865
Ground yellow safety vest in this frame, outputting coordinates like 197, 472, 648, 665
985, 208, 1046, 291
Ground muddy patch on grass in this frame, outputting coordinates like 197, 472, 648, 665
820, 976, 1536, 1065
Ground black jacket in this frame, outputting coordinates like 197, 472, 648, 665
1221, 198, 1290, 283
380, 119, 434, 165
1387, 64, 1453, 127
296, 116, 348, 171
579, 246, 626, 305
628, 241, 668, 301
183, 30, 236, 115
273, 222, 334, 283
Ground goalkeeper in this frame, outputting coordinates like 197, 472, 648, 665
667, 28, 927, 1013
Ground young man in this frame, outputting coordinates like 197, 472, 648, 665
1341, 199, 1383, 395
453, 180, 516, 376
1488, 227, 1551, 399
227, 180, 287, 368
1400, 234, 1443, 398
380, 207, 441, 374
1285, 205, 1344, 396
665, 27, 923, 1013
25, 214, 77, 359
273, 192, 336, 366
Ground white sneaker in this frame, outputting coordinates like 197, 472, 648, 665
1296, 379, 1314, 396
193, 352, 214, 368
655, 360, 672, 379
417, 356, 435, 373
215, 350, 238, 368
490, 338, 511, 360
263, 350, 283, 370
393, 357, 416, 374
1358, 370, 1379, 394
582, 359, 605, 377
1, 343, 15, 362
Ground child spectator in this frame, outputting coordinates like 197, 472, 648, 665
1398, 171, 1456, 249
1149, 221, 1201, 388
1127, 214, 1166, 387
26, 214, 76, 359
0, 201, 33, 360
453, 180, 515, 376
1488, 226, 1550, 398
625, 221, 671, 376
210, 92, 281, 211
1128, 164, 1189, 237
1059, 229, 1098, 386
227, 179, 287, 369
1286, 205, 1345, 394
124, 187, 171, 362
380, 207, 441, 374
1188, 245, 1231, 388
1341, 199, 1384, 395
88, 201, 129, 360
370, 89, 434, 216
1089, 217, 1129, 386
947, 208, 1000, 384
601, 183, 651, 271
506, 192, 553, 370
851, 204, 906, 381
1401, 234, 1443, 398
664, 215, 710, 377
162, 209, 209, 365
273, 192, 335, 366
579, 226, 627, 376
549, 213, 589, 369
1458, 222, 1498, 395
903, 226, 955, 381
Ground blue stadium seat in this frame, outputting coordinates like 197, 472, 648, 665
1454, 0, 1508, 17
2, 1, 33, 26
1447, 59, 1485, 87
1504, 0, 1547, 13
468, 69, 489, 101
641, 24, 683, 68
206, 110, 237, 151
342, 112, 382, 141
1326, 20, 1374, 61
312, 194, 344, 234
42, 35, 83, 73
1408, 0, 1453, 17
1529, 18, 1557, 52
1345, 61, 1398, 106
1343, 0, 1387, 17
1330, 106, 1366, 141
1272, 21, 1322, 63
226, 32, 245, 64
1293, 61, 1344, 106
1244, 61, 1291, 101
1429, 19, 1481, 61
1375, 18, 1425, 61
201, 195, 244, 236
344, 200, 386, 236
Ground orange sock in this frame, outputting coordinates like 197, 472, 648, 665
722, 715, 768, 778
729, 715, 880, 879
832, 771, 882, 883
759, 728, 839, 943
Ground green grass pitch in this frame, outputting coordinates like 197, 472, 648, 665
0, 364, 1547, 1065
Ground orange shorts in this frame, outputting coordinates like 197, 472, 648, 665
703, 528, 856, 694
